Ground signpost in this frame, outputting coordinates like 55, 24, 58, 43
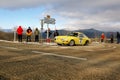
41, 15, 56, 43
40, 19, 44, 43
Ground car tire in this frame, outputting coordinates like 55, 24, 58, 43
84, 41, 89, 46
69, 40, 75, 46
57, 43, 62, 46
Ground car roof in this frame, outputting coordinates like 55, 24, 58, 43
72, 32, 83, 34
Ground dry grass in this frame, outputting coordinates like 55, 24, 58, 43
0, 41, 120, 80
0, 31, 13, 41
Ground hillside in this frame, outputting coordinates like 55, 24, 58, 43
57, 28, 116, 38
0, 31, 13, 41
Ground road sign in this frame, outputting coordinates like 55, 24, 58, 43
42, 15, 56, 40
44, 17, 56, 24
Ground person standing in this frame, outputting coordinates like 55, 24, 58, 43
26, 27, 32, 42
54, 30, 59, 37
44, 27, 52, 38
101, 33, 105, 42
34, 28, 39, 42
110, 32, 114, 43
16, 26, 23, 42
116, 32, 120, 44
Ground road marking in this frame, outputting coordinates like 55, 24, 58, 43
32, 51, 87, 61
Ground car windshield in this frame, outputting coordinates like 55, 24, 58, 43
67, 32, 78, 37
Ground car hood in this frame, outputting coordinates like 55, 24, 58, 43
55, 36, 75, 39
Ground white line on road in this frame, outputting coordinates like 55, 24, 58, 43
0, 40, 116, 61
32, 51, 87, 61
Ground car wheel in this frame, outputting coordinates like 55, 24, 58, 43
84, 41, 89, 46
69, 40, 75, 46
57, 43, 62, 46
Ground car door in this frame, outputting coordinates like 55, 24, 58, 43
79, 34, 86, 45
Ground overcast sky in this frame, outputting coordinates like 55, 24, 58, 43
0, 0, 120, 31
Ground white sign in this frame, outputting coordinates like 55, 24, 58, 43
44, 17, 56, 24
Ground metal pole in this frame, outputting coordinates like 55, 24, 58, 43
14, 27, 16, 42
41, 19, 43, 44
40, 28, 43, 44
14, 31, 16, 42
47, 24, 49, 39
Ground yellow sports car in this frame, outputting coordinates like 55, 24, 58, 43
54, 32, 91, 46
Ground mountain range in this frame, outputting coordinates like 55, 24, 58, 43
43, 28, 116, 39
1, 28, 117, 38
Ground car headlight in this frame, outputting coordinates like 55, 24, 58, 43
54, 36, 58, 40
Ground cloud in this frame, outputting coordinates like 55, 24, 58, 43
53, 0, 120, 31
0, 0, 120, 31
0, 0, 60, 9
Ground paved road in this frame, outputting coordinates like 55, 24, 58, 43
0, 41, 120, 80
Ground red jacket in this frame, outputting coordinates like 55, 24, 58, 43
101, 34, 105, 39
17, 26, 23, 35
